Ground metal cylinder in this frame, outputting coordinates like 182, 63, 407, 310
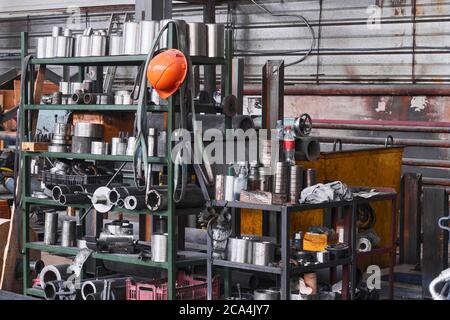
148, 128, 156, 157
30, 260, 45, 274
79, 35, 91, 57
91, 33, 107, 56
295, 137, 321, 161
206, 23, 225, 58
73, 34, 83, 57
52, 26, 63, 37
91, 141, 109, 155
44, 212, 58, 245
123, 137, 135, 156
273, 162, 289, 194
81, 280, 104, 300
187, 22, 207, 56
228, 238, 253, 264
124, 195, 146, 210
59, 82, 70, 95
258, 166, 273, 192
252, 241, 274, 266
146, 185, 205, 211
45, 36, 55, 58
44, 280, 64, 300
289, 165, 304, 204
108, 186, 145, 204
304, 168, 317, 187
253, 289, 280, 300
52, 184, 84, 201
70, 82, 84, 94
123, 22, 139, 55
71, 91, 85, 104
61, 220, 76, 247
55, 36, 69, 57
151, 233, 168, 262
37, 37, 47, 58
73, 122, 103, 138
59, 194, 90, 205
72, 136, 99, 154
111, 137, 127, 155
39, 264, 71, 287
139, 20, 159, 54
187, 114, 254, 135
91, 186, 114, 213
83, 93, 97, 105
109, 34, 122, 55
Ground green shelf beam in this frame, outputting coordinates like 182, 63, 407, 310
23, 151, 168, 164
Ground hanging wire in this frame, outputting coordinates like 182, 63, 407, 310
233, 0, 316, 68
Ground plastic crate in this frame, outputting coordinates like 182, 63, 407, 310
42, 170, 122, 187
126, 273, 220, 300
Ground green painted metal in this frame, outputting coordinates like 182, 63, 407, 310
26, 287, 46, 298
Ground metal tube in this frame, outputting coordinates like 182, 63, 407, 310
44, 280, 64, 300
402, 158, 450, 169
124, 195, 147, 210
39, 264, 71, 287
295, 137, 321, 161
52, 185, 84, 201
61, 220, 76, 247
187, 22, 207, 56
59, 194, 90, 205
37, 37, 46, 58
315, 135, 450, 148
151, 233, 168, 262
109, 34, 122, 56
81, 280, 104, 300
73, 122, 103, 138
304, 168, 317, 187
139, 20, 159, 54
206, 23, 224, 58
146, 185, 206, 211
44, 212, 58, 245
30, 260, 45, 274
123, 22, 139, 55
83, 93, 97, 105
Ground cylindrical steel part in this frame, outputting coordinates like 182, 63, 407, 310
39, 264, 71, 287
295, 137, 321, 161
206, 23, 225, 58
151, 233, 168, 262
253, 289, 280, 300
61, 220, 76, 247
83, 93, 97, 105
124, 195, 147, 210
109, 34, 122, 55
44, 280, 64, 300
44, 212, 58, 245
187, 22, 207, 56
71, 136, 99, 154
52, 185, 84, 201
304, 168, 317, 187
59, 194, 90, 205
45, 36, 55, 58
73, 122, 103, 138
252, 241, 274, 266
146, 185, 206, 211
91, 141, 109, 155
37, 37, 47, 58
90, 33, 106, 56
123, 22, 139, 55
228, 238, 253, 264
30, 260, 45, 274
139, 20, 159, 54
81, 280, 104, 300
79, 35, 91, 57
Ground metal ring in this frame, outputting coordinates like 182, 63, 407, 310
438, 216, 450, 233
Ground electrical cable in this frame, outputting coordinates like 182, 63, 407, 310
234, 0, 316, 68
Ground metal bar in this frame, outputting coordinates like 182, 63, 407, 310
262, 60, 284, 132
280, 206, 290, 300
313, 122, 450, 134
422, 178, 450, 187
315, 135, 450, 148
350, 203, 357, 300
203, 0, 216, 101
231, 58, 244, 114
402, 158, 450, 169
244, 84, 450, 96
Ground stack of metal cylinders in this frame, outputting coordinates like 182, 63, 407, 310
48, 122, 72, 153
289, 165, 304, 204
71, 122, 103, 154
273, 162, 289, 194
36, 27, 74, 58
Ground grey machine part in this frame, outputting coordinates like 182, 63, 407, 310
151, 233, 168, 262
52, 185, 84, 201
145, 185, 207, 211
252, 241, 275, 266
107, 186, 146, 204
61, 220, 77, 247
304, 168, 317, 187
124, 195, 147, 210
227, 238, 253, 264
295, 137, 321, 161
39, 264, 72, 288
123, 22, 139, 55
139, 20, 160, 54
91, 141, 109, 155
73, 122, 103, 138
44, 212, 59, 245
289, 165, 304, 204
71, 136, 100, 154
91, 186, 114, 213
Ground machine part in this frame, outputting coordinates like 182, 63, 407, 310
295, 137, 321, 161
91, 32, 107, 56
273, 162, 289, 194
429, 268, 450, 300
55, 36, 71, 58
71, 91, 85, 104
44, 280, 65, 300
123, 22, 139, 55
206, 23, 225, 58
126, 137, 136, 156
59, 194, 90, 205
91, 186, 114, 213
294, 113, 313, 137
124, 195, 146, 210
258, 166, 273, 192
157, 131, 167, 158
222, 94, 239, 117
79, 35, 91, 57
73, 34, 83, 57
289, 165, 304, 204
111, 137, 127, 155
252, 241, 274, 266
91, 141, 109, 155
37, 37, 46, 58
73, 122, 103, 138
71, 136, 98, 154
228, 238, 253, 264
215, 174, 224, 201
85, 292, 102, 300
262, 60, 284, 132
358, 238, 372, 253
117, 199, 124, 208
304, 168, 317, 187
44, 212, 58, 245
147, 128, 155, 157
147, 49, 188, 99
61, 220, 77, 247
39, 264, 71, 287
160, 19, 187, 48
30, 260, 45, 274
59, 82, 70, 95
45, 36, 55, 58
70, 82, 84, 94
109, 34, 122, 56
48, 144, 69, 152
151, 233, 168, 262
52, 26, 62, 37
81, 280, 104, 300
107, 186, 146, 204
139, 20, 160, 54
253, 289, 280, 300
146, 185, 206, 211
53, 122, 72, 138
105, 220, 133, 235
83, 93, 97, 105
187, 22, 207, 56
97, 233, 135, 253
96, 94, 111, 105
52, 185, 84, 201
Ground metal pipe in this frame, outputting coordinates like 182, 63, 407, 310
403, 158, 450, 169
315, 135, 450, 148
61, 220, 76, 247
44, 212, 58, 245
124, 195, 147, 210
44, 280, 65, 300
52, 185, 84, 201
30, 260, 45, 274
422, 178, 450, 187
39, 264, 71, 287
108, 187, 146, 204
81, 280, 104, 300
244, 84, 450, 96
146, 185, 206, 211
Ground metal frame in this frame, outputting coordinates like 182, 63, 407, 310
19, 30, 231, 300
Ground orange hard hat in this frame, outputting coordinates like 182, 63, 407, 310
146, 49, 188, 99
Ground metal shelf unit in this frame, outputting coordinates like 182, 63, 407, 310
19, 28, 233, 300
206, 190, 397, 300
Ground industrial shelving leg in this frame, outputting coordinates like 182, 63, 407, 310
280, 206, 290, 300
351, 202, 358, 299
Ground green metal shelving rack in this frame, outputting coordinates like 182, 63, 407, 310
19, 28, 233, 300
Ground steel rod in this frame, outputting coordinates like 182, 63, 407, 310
315, 135, 450, 148
313, 121, 450, 134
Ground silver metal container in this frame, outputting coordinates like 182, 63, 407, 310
160, 19, 187, 48
123, 22, 139, 55
289, 165, 304, 204
59, 82, 70, 95
91, 32, 106, 56
72, 136, 98, 154
273, 162, 289, 194
187, 22, 207, 56
61, 220, 76, 247
36, 37, 46, 58
228, 238, 253, 264
253, 289, 280, 300
252, 241, 274, 266
73, 34, 83, 57
70, 82, 84, 94
55, 36, 69, 57
45, 36, 55, 58
73, 122, 103, 138
206, 23, 225, 58
79, 35, 91, 57
139, 20, 159, 54
44, 212, 58, 245
52, 26, 62, 37
109, 34, 122, 56
126, 137, 136, 156
91, 141, 109, 155
111, 137, 127, 155
148, 128, 156, 157
151, 233, 168, 262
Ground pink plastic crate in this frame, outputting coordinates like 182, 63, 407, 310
126, 273, 220, 300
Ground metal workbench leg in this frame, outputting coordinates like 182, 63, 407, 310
280, 207, 290, 300
341, 205, 351, 300
350, 203, 357, 300
389, 198, 397, 300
